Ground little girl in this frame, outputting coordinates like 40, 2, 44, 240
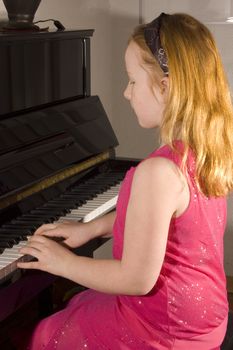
18, 12, 233, 349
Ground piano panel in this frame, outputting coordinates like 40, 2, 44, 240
0, 30, 93, 116
0, 96, 118, 200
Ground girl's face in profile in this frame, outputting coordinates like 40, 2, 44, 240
124, 41, 168, 129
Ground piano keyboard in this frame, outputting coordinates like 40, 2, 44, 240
58, 184, 120, 223
0, 171, 124, 282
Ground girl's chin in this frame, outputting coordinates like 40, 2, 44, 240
137, 119, 158, 129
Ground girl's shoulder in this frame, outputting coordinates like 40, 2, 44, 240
149, 140, 187, 160
134, 152, 185, 196
147, 141, 195, 176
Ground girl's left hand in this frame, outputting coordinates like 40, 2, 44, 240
17, 235, 75, 278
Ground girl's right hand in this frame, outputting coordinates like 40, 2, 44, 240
33, 221, 94, 248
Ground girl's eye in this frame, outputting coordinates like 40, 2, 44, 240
129, 81, 135, 85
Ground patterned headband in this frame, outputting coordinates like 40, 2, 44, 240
144, 12, 169, 75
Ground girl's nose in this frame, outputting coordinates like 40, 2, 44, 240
124, 83, 131, 100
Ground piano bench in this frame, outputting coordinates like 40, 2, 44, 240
221, 311, 233, 350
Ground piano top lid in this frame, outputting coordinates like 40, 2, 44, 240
0, 28, 94, 41
0, 95, 118, 200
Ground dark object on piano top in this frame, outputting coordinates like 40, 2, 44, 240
2, 0, 42, 30
33, 19, 66, 31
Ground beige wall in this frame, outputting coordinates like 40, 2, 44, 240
0, 1, 233, 274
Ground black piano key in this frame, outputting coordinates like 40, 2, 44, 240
2, 224, 37, 233
30, 209, 67, 216
13, 220, 45, 226
70, 188, 100, 194
89, 179, 116, 185
33, 205, 71, 215
0, 231, 27, 240
47, 199, 79, 205
15, 217, 53, 224
70, 194, 96, 200
60, 194, 86, 201
0, 241, 14, 248
49, 203, 81, 210
42, 203, 72, 210
36, 204, 70, 209
7, 222, 35, 227
62, 191, 93, 199
10, 219, 39, 227
22, 214, 58, 219
38, 209, 70, 217
60, 197, 90, 205
88, 176, 122, 184
0, 227, 32, 234
73, 186, 106, 193
39, 203, 76, 211
0, 236, 20, 244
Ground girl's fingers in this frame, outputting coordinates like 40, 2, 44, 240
20, 236, 50, 255
34, 226, 66, 240
34, 223, 58, 235
27, 235, 48, 244
19, 246, 41, 259
17, 261, 40, 269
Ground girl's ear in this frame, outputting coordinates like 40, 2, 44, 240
152, 76, 169, 103
160, 76, 169, 97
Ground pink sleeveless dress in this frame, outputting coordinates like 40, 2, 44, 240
27, 142, 228, 350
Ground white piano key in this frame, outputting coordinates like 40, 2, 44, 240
83, 195, 118, 223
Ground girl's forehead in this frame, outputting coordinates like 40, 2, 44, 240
125, 42, 142, 69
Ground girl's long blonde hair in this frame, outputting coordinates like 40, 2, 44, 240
131, 13, 233, 197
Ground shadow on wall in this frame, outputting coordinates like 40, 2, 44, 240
224, 194, 233, 276
109, 11, 161, 160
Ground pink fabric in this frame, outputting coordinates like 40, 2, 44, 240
27, 142, 228, 349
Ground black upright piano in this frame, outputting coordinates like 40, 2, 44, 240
0, 29, 137, 348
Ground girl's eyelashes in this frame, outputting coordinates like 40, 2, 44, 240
129, 80, 135, 85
